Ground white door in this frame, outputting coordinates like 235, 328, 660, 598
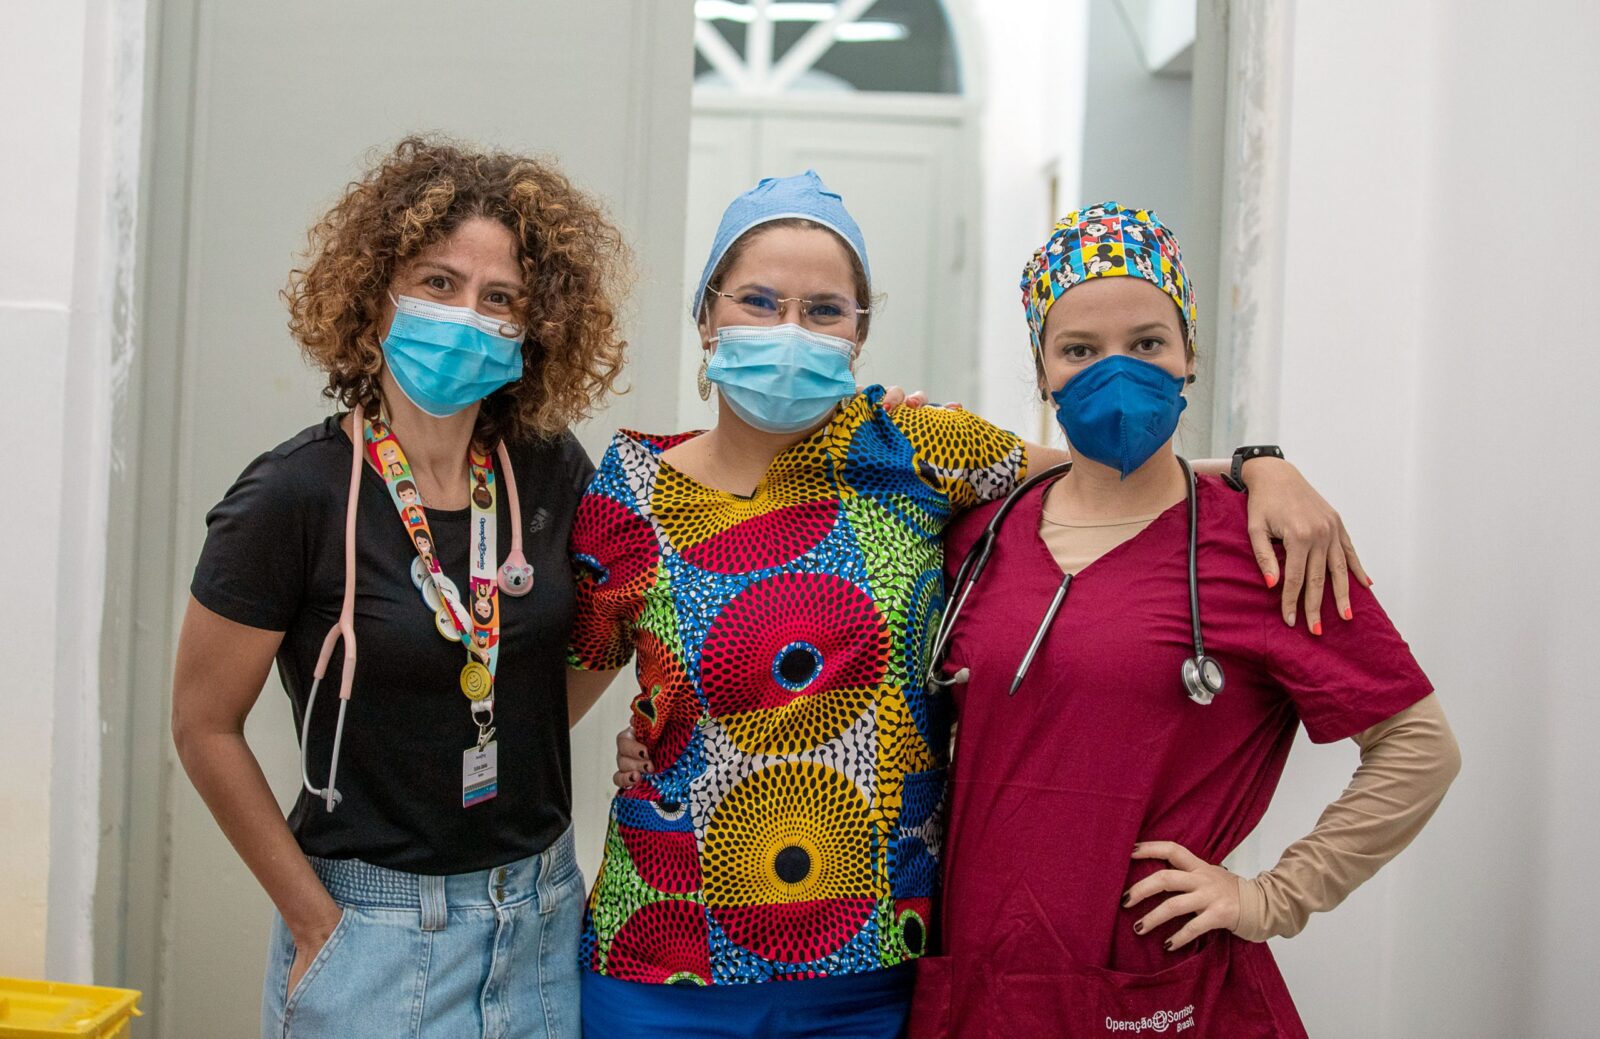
118, 3, 693, 1034
677, 99, 977, 433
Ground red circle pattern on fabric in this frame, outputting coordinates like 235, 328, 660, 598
631, 630, 698, 770
596, 898, 712, 985
680, 500, 840, 574
620, 824, 702, 896
571, 493, 658, 590
700, 572, 888, 717
710, 898, 878, 964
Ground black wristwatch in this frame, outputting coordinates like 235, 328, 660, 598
1225, 445, 1285, 491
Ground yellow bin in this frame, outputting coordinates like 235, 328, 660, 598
0, 979, 142, 1038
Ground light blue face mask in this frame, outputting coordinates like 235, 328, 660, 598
706, 324, 858, 434
381, 294, 525, 418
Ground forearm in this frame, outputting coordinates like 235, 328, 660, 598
1021, 441, 1070, 470
567, 667, 622, 728
1235, 693, 1461, 940
175, 728, 338, 942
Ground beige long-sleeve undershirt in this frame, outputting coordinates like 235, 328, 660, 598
1232, 692, 1459, 939
1040, 506, 1461, 943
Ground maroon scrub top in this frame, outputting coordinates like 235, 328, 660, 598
909, 475, 1432, 1039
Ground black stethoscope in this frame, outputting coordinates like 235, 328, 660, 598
926, 456, 1226, 705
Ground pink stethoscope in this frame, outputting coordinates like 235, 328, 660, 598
299, 403, 534, 811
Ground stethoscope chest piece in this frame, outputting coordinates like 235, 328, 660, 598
498, 561, 534, 597
1182, 654, 1225, 705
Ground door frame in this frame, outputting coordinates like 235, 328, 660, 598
688, 87, 984, 399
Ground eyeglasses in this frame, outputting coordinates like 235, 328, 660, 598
706, 286, 869, 329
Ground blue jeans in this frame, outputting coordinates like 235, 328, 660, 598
261, 826, 583, 1039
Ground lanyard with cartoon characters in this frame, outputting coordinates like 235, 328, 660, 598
364, 414, 502, 808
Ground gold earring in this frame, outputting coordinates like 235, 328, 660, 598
697, 352, 712, 401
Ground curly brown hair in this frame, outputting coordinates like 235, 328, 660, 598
285, 135, 631, 443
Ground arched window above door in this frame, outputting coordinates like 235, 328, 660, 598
694, 0, 962, 95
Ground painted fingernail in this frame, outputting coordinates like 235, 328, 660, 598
1312, 621, 1323, 636
1133, 921, 1145, 934
1342, 606, 1353, 621
1163, 940, 1174, 952
1131, 843, 1141, 853
1121, 893, 1132, 907
1265, 572, 1278, 589
1366, 576, 1375, 587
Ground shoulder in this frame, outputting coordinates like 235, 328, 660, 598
1195, 472, 1252, 544
877, 395, 1027, 485
583, 427, 702, 510
882, 395, 1014, 447
259, 415, 346, 469
830, 387, 1020, 459
945, 495, 1004, 566
503, 428, 597, 498
220, 416, 347, 503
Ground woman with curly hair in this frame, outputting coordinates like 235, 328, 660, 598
171, 136, 628, 1038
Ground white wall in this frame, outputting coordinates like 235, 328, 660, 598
971, 0, 1090, 439
1246, 1, 1600, 1035
0, 0, 137, 980
971, 0, 1210, 451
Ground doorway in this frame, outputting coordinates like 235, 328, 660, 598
676, 0, 981, 431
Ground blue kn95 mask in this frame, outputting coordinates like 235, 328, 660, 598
1052, 354, 1187, 478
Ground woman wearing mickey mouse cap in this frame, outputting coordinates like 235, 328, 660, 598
907, 205, 1460, 1038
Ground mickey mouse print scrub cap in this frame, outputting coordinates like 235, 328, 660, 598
1020, 202, 1197, 363
692, 169, 872, 319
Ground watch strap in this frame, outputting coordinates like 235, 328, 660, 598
1228, 444, 1285, 491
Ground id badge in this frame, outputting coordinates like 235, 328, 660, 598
463, 740, 498, 808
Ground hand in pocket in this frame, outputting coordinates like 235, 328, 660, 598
287, 906, 344, 997
287, 942, 318, 997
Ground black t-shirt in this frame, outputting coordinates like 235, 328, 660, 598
191, 415, 594, 874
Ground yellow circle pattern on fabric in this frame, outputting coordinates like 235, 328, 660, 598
717, 685, 875, 757
701, 761, 874, 910
654, 453, 833, 556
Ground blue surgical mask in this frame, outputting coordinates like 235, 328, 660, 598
1051, 354, 1187, 478
381, 294, 525, 418
707, 324, 857, 434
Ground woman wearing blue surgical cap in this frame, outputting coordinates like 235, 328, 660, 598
575, 172, 1363, 1038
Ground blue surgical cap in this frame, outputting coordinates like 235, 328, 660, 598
691, 170, 871, 319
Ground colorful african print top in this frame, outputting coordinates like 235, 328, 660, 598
568, 387, 1027, 986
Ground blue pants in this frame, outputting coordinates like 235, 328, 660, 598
581, 964, 915, 1039
261, 827, 584, 1039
